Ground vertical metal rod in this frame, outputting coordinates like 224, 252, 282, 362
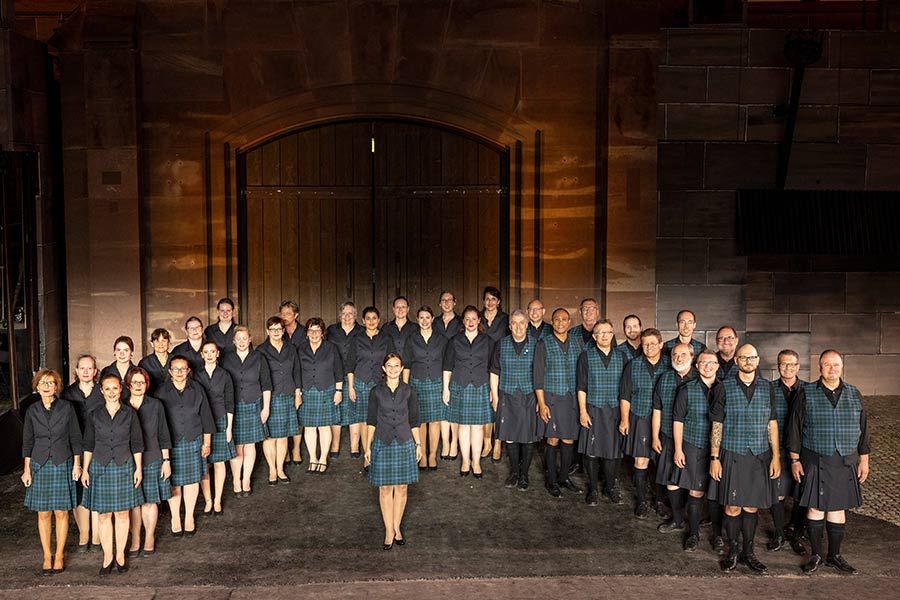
0, 155, 20, 407
777, 65, 806, 190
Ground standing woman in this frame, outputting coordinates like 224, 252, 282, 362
258, 316, 302, 484
62, 354, 104, 551
100, 336, 137, 402
347, 307, 395, 465
442, 306, 493, 477
280, 300, 307, 464
384, 296, 416, 352
81, 374, 144, 575
365, 353, 422, 549
125, 368, 172, 558
172, 317, 205, 375
326, 302, 363, 458
138, 328, 171, 395
156, 356, 214, 536
221, 326, 272, 496
434, 291, 462, 460
21, 369, 82, 575
297, 318, 344, 472
196, 340, 236, 514
204, 298, 237, 354
402, 306, 449, 468
480, 286, 508, 462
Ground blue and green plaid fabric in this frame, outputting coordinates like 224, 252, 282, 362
208, 415, 236, 463
411, 377, 446, 423
24, 458, 78, 512
585, 347, 625, 408
802, 382, 863, 457
265, 393, 299, 438
300, 386, 339, 427
541, 336, 584, 395
368, 438, 419, 486
349, 380, 377, 425
665, 337, 705, 356
498, 336, 537, 394
448, 381, 492, 425
722, 377, 774, 455
337, 377, 355, 425
233, 398, 265, 445
84, 459, 144, 513
627, 356, 669, 418
682, 379, 712, 449
140, 459, 172, 504
170, 436, 204, 486
655, 370, 689, 436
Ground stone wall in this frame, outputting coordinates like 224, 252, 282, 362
658, 28, 900, 394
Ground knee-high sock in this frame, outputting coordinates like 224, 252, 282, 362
741, 511, 758, 554
724, 513, 741, 550
506, 442, 520, 476
687, 496, 704, 537
558, 443, 574, 483
825, 521, 845, 558
543, 445, 558, 485
789, 501, 806, 534
709, 499, 724, 537
656, 483, 669, 505
668, 489, 685, 525
520, 443, 534, 477
633, 468, 648, 504
771, 500, 785, 536
807, 518, 825, 557
586, 457, 600, 493
602, 458, 620, 493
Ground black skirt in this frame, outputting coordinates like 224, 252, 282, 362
495, 390, 539, 444
671, 441, 710, 493
623, 412, 652, 459
708, 448, 774, 508
797, 449, 863, 512
655, 434, 676, 486
577, 405, 623, 459
535, 392, 579, 441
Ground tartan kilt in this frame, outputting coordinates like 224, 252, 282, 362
447, 382, 492, 425
208, 415, 236, 463
535, 392, 580, 440
265, 394, 299, 439
707, 448, 774, 508
141, 459, 172, 504
300, 387, 339, 427
671, 441, 710, 493
623, 412, 653, 459
495, 390, 539, 443
578, 405, 624, 459
171, 437, 204, 487
337, 377, 355, 426
771, 454, 798, 500
368, 438, 419, 487
655, 434, 677, 486
233, 399, 265, 445
84, 459, 144, 514
411, 378, 447, 423
24, 458, 78, 512
797, 449, 863, 511
350, 380, 377, 425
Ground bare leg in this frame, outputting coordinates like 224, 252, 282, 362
379, 486, 396, 545
182, 483, 199, 532
481, 423, 493, 457
200, 466, 213, 512
128, 506, 142, 552
91, 511, 100, 545
330, 425, 342, 452
53, 510, 68, 570
449, 423, 459, 458
349, 423, 361, 454
241, 444, 257, 492
440, 420, 451, 458
492, 437, 502, 461
458, 425, 472, 472
74, 505, 91, 545
37, 512, 53, 569
361, 425, 371, 466
417, 423, 428, 467
291, 433, 303, 462
275, 438, 289, 478
213, 462, 226, 510
262, 438, 277, 481
304, 427, 319, 470
471, 425, 485, 475
317, 427, 333, 467
98, 513, 114, 567
113, 510, 129, 564
427, 422, 441, 467
142, 503, 158, 551
392, 485, 409, 540
167, 486, 183, 533
230, 446, 244, 493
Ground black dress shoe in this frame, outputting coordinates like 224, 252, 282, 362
140, 548, 157, 557
826, 554, 858, 574
41, 568, 53, 577
788, 536, 806, 555
395, 537, 407, 546
586, 490, 600, 506
278, 474, 291, 483
766, 534, 786, 552
657, 520, 686, 533
350, 451, 361, 459
606, 486, 623, 505
52, 565, 65, 574
634, 502, 651, 519
329, 451, 340, 459
740, 552, 768, 573
719, 545, 740, 572
504, 472, 520, 488
382, 542, 393, 551
802, 554, 823, 574
711, 535, 727, 555
655, 501, 671, 519
473, 471, 483, 479
115, 559, 128, 574
517, 476, 530, 491
268, 478, 278, 486
546, 483, 562, 498
99, 562, 114, 577
559, 478, 584, 494
88, 542, 101, 553
684, 534, 699, 552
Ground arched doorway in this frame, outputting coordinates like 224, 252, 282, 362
238, 119, 509, 333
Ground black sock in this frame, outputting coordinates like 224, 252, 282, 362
771, 500, 785, 536
506, 442, 520, 476
826, 521, 845, 558
656, 483, 669, 506
633, 468, 647, 504
544, 444, 558, 485
741, 511, 759, 555
724, 513, 741, 549
709, 499, 724, 537
687, 496, 704, 537
520, 443, 533, 477
558, 443, 574, 483
807, 518, 825, 556
668, 489, 685, 525
586, 457, 600, 493
790, 502, 806, 534
603, 458, 620, 493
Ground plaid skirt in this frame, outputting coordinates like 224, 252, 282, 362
171, 437, 204, 486
797, 449, 863, 511
368, 438, 419, 487
24, 458, 78, 512
208, 415, 237, 463
495, 390, 538, 443
300, 387, 339, 427
84, 459, 144, 514
337, 377, 355, 425
448, 382, 492, 425
708, 448, 774, 508
265, 394, 299, 438
411, 378, 447, 423
234, 399, 265, 445
535, 392, 579, 440
141, 459, 173, 504
350, 380, 377, 425
578, 404, 624, 459
671, 441, 710, 492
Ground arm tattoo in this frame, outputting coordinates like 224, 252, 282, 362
710, 422, 722, 454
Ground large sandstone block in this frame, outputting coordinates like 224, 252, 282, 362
739, 68, 791, 104
746, 271, 774, 314
656, 284, 745, 331
870, 70, 900, 105
682, 191, 736, 238
842, 354, 900, 395
666, 104, 741, 141
658, 66, 707, 103
747, 29, 829, 68
446, 0, 540, 45
810, 313, 878, 355
657, 191, 684, 237
773, 273, 845, 313
743, 331, 811, 374
799, 69, 839, 105
846, 273, 900, 312
785, 143, 866, 189
658, 142, 704, 190
840, 32, 900, 68
746, 313, 789, 332
880, 313, 900, 354
704, 143, 777, 190
707, 238, 747, 285
866, 144, 900, 190
840, 107, 900, 144
667, 29, 743, 66
707, 67, 740, 103
838, 69, 869, 105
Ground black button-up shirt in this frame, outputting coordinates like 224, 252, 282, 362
325, 322, 362, 375
100, 361, 137, 402
481, 310, 509, 342
285, 323, 308, 350
220, 349, 273, 404
367, 382, 420, 444
204, 321, 236, 354
443, 332, 493, 387
527, 321, 551, 340
383, 319, 417, 351
22, 398, 83, 465
156, 379, 216, 444
195, 365, 235, 419
83, 403, 144, 466
131, 396, 172, 464
347, 331, 395, 384
434, 314, 462, 339
297, 340, 343, 391
171, 340, 205, 375
61, 383, 104, 433
257, 339, 303, 396
402, 330, 448, 381
138, 352, 170, 396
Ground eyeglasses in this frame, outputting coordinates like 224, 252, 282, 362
716, 336, 736, 342
778, 362, 800, 369
130, 380, 147, 386
170, 367, 189, 373
38, 380, 56, 387
268, 327, 283, 332
697, 361, 718, 367
737, 356, 759, 362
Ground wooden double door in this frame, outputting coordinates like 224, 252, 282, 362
240, 120, 508, 334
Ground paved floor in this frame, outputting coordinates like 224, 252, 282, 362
855, 397, 900, 526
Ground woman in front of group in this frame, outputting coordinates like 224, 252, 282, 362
365, 353, 422, 550
172, 316, 205, 374
138, 328, 171, 395
443, 305, 493, 477
222, 326, 272, 496
125, 368, 172, 558
258, 316, 302, 484
100, 336, 137, 401
402, 306, 449, 468
297, 317, 343, 473
480, 286, 508, 463
204, 298, 237, 354
156, 356, 214, 536
21, 369, 82, 575
434, 291, 462, 460
62, 354, 104, 551
81, 374, 144, 575
196, 340, 236, 514
347, 307, 395, 466
326, 301, 363, 458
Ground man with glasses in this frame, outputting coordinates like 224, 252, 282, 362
708, 344, 779, 573
569, 298, 601, 345
714, 326, 739, 381
663, 310, 706, 358
526, 299, 552, 340
788, 350, 871, 575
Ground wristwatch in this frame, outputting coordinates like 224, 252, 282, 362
710, 456, 720, 462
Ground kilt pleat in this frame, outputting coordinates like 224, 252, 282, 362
265, 394, 299, 438
84, 459, 144, 513
411, 378, 447, 423
350, 380, 377, 425
707, 448, 774, 508
171, 437, 204, 486
368, 438, 419, 486
771, 454, 798, 500
208, 414, 237, 463
300, 387, 339, 427
671, 441, 710, 492
577, 405, 624, 459
495, 390, 538, 443
337, 377, 355, 426
535, 392, 579, 440
233, 398, 265, 445
448, 382, 492, 425
797, 450, 863, 511
654, 434, 677, 486
623, 412, 653, 458
24, 458, 78, 512
141, 459, 173, 504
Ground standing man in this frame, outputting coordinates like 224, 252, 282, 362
789, 350, 870, 575
617, 314, 643, 363
534, 308, 585, 498
714, 326, 739, 381
576, 320, 626, 506
569, 298, 601, 345
663, 310, 706, 358
619, 328, 670, 518
709, 344, 780, 573
526, 299, 552, 340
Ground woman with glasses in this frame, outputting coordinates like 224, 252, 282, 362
172, 317, 205, 375
196, 340, 236, 514
326, 302, 363, 458
297, 318, 344, 473
138, 329, 172, 396
100, 336, 138, 402
258, 316, 302, 484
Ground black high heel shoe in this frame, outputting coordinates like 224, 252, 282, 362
115, 559, 128, 573
460, 467, 470, 477
383, 541, 394, 551
99, 561, 114, 576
